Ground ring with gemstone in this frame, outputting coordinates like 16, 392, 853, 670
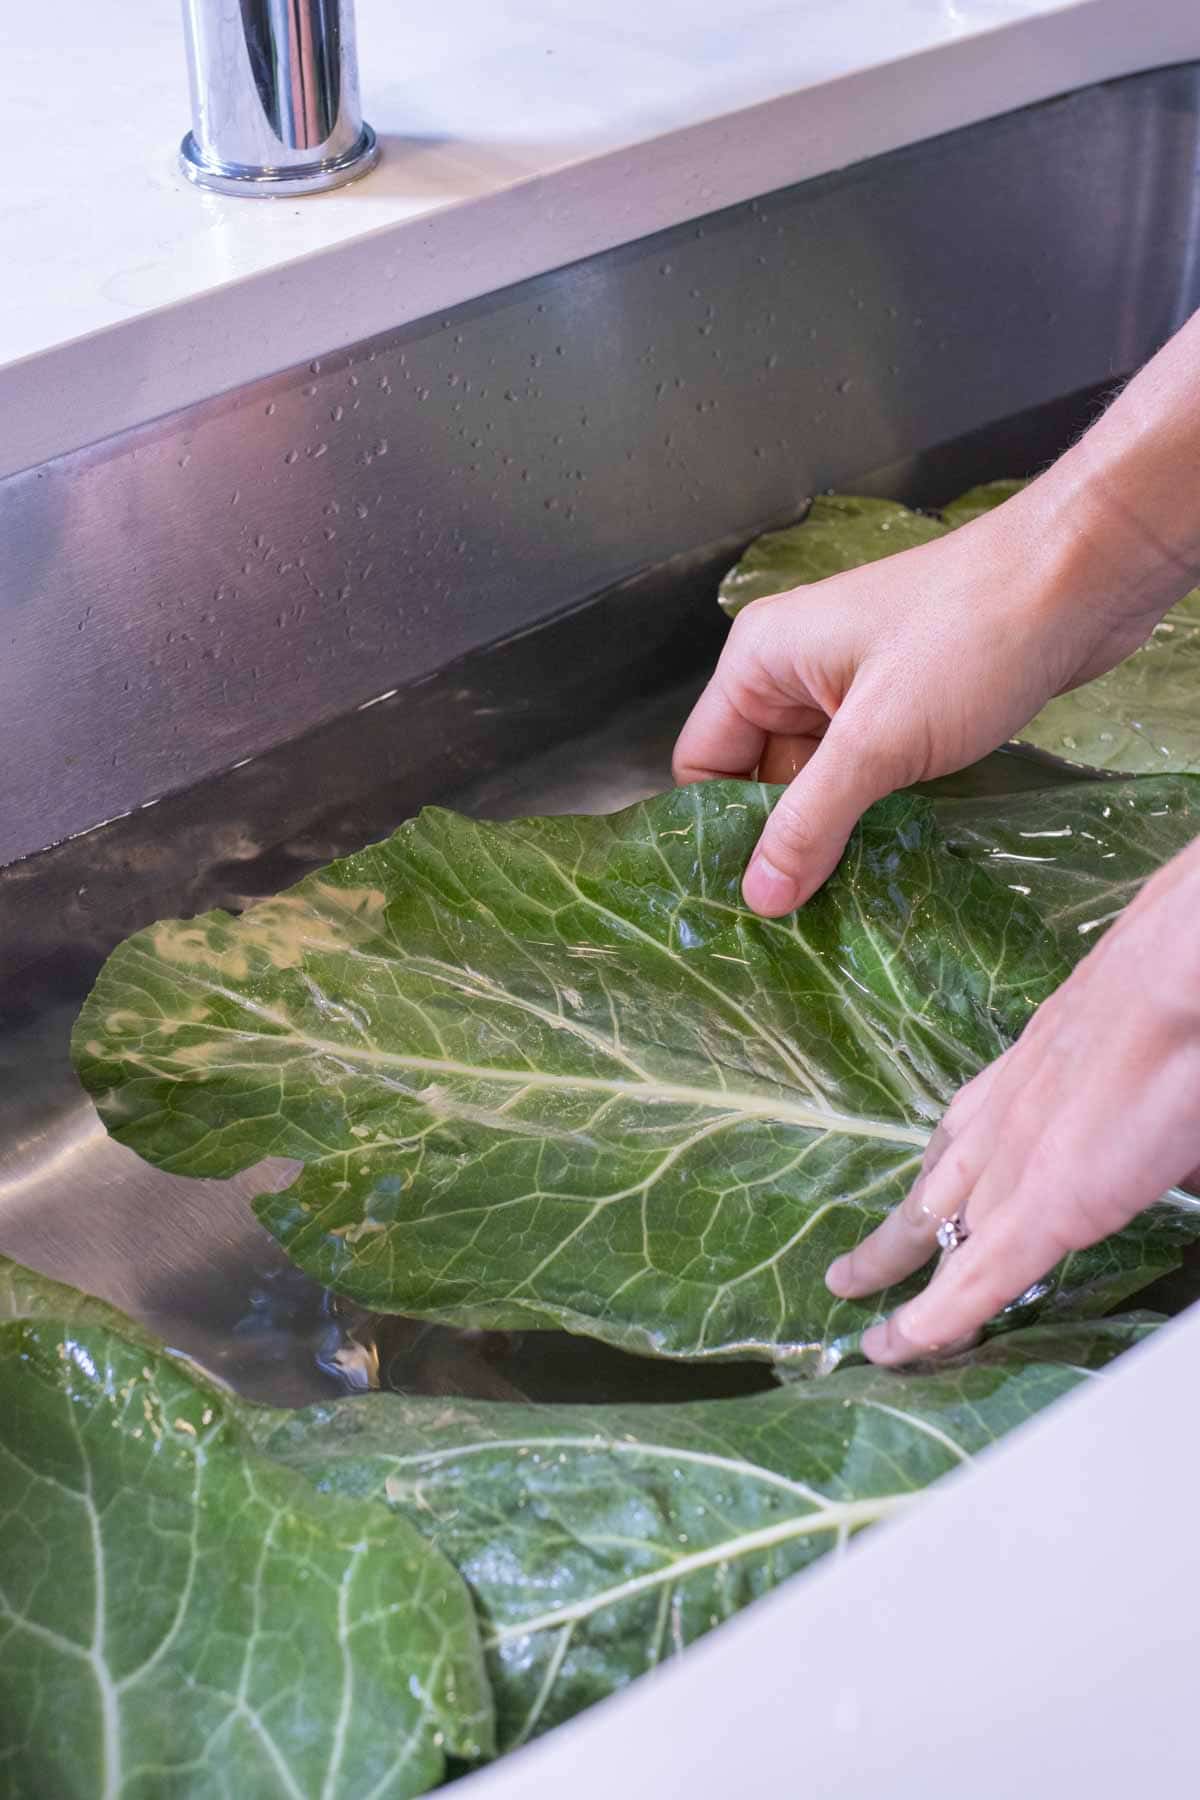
935, 1212, 969, 1252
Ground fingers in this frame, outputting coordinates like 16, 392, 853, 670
825, 1048, 1023, 1299
823, 1170, 939, 1299
823, 1125, 951, 1300
856, 1052, 1057, 1361
672, 677, 768, 784
856, 1039, 1200, 1366
743, 704, 910, 914
673, 599, 908, 912
861, 1205, 1065, 1364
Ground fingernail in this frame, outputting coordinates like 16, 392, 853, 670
825, 1256, 853, 1296
743, 851, 800, 916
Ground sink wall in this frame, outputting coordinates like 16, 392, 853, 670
3, 63, 1199, 867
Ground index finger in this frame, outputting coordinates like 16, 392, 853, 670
673, 677, 768, 784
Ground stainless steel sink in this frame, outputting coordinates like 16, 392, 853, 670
2, 63, 1199, 1404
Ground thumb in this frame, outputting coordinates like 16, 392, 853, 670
743, 703, 908, 915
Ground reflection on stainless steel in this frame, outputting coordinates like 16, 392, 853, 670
4, 65, 1199, 866
179, 0, 378, 195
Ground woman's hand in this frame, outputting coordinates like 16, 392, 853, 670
676, 307, 1200, 918
674, 310, 1200, 1357
673, 481, 1167, 917
825, 837, 1200, 1363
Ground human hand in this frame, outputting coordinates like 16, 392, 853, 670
823, 836, 1200, 1363
673, 481, 1177, 917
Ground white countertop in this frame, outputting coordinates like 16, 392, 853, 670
4, 0, 1199, 478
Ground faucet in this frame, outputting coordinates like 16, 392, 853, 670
179, 0, 378, 197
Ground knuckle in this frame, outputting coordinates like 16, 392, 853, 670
942, 1084, 976, 1129
727, 602, 769, 653
763, 801, 818, 867
900, 1183, 931, 1228
918, 1145, 975, 1213
938, 1145, 976, 1191
671, 746, 697, 785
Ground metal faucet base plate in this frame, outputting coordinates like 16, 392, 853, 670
179, 123, 379, 198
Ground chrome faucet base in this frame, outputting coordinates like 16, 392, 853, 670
179, 123, 379, 198
179, 0, 376, 202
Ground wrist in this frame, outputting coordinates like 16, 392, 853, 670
985, 446, 1197, 667
1022, 368, 1200, 623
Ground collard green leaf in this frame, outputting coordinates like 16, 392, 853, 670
0, 1257, 163, 1351
0, 1262, 1155, 1776
718, 484, 1200, 775
1014, 594, 1200, 773
72, 788, 1053, 1361
936, 773, 1200, 958
253, 1319, 1152, 1751
718, 495, 945, 611
0, 1259, 493, 1799
938, 478, 1028, 527
73, 785, 1196, 1362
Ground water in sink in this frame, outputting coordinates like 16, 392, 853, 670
0, 491, 1106, 1408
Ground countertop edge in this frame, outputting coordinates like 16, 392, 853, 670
6, 0, 1200, 481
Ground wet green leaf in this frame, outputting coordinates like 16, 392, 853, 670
718, 494, 945, 611
0, 1261, 1157, 1775
0, 1261, 492, 1798
73, 784, 1197, 1362
1016, 594, 1200, 773
254, 1318, 1153, 1750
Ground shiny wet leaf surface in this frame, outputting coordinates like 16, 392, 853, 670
0, 1260, 492, 1798
75, 782, 1200, 1362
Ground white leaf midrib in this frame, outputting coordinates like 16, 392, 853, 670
374, 1432, 827, 1503
139, 1021, 931, 1152
486, 1493, 914, 1644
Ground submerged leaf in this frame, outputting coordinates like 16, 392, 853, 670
254, 1318, 1153, 1750
73, 784, 1197, 1360
718, 484, 1200, 775
0, 1260, 493, 1798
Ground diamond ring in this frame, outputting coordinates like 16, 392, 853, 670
935, 1212, 969, 1253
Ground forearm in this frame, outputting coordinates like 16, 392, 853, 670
1010, 309, 1200, 642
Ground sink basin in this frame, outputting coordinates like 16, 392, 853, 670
2, 30, 1200, 1666
4, 60, 1200, 1397
3, 52, 1200, 1797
